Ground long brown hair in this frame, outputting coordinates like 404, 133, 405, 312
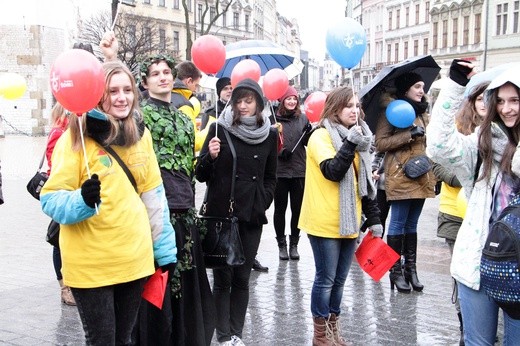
278, 96, 302, 117
478, 82, 520, 180
455, 82, 489, 135
69, 61, 142, 151
319, 86, 364, 125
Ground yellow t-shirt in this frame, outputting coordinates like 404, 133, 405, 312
299, 128, 361, 239
439, 183, 465, 218
41, 130, 161, 288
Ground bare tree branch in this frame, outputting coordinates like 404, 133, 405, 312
78, 11, 179, 74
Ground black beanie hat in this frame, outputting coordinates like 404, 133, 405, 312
395, 72, 423, 97
216, 77, 231, 97
231, 78, 265, 112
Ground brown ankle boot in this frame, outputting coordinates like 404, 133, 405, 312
59, 279, 76, 306
312, 316, 333, 346
328, 313, 352, 346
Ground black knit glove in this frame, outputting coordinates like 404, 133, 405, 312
160, 262, 177, 281
302, 123, 312, 134
81, 174, 101, 208
449, 59, 473, 86
410, 126, 425, 139
279, 149, 293, 161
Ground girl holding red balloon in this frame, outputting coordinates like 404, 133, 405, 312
299, 86, 382, 345
272, 86, 311, 261
41, 59, 177, 345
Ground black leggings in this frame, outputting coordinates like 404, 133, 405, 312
273, 177, 305, 239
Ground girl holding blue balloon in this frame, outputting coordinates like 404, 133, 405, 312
374, 72, 436, 294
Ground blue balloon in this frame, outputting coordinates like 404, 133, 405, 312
386, 100, 415, 128
326, 18, 367, 69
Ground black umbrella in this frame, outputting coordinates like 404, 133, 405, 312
358, 55, 441, 132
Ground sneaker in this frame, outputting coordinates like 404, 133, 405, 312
231, 335, 245, 346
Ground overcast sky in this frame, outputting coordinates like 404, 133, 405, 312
276, 0, 347, 60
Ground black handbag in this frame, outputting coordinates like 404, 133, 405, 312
402, 155, 432, 179
26, 150, 48, 200
46, 219, 60, 247
199, 128, 245, 269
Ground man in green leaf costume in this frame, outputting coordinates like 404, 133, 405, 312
138, 55, 216, 346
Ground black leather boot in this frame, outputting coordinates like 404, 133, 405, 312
289, 235, 300, 260
403, 233, 424, 291
252, 258, 269, 272
387, 235, 411, 293
277, 236, 289, 260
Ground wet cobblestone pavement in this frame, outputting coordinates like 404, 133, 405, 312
0, 136, 489, 345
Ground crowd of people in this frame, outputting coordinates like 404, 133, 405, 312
1, 28, 514, 346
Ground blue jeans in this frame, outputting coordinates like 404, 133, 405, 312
308, 235, 357, 318
387, 199, 425, 236
71, 278, 146, 346
458, 282, 520, 345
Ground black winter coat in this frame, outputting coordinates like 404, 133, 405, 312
275, 112, 309, 178
195, 123, 278, 225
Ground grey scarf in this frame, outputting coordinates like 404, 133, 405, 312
217, 106, 271, 145
323, 119, 376, 236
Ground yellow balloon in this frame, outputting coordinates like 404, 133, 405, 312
189, 96, 201, 116
1, 73, 27, 100
456, 188, 468, 218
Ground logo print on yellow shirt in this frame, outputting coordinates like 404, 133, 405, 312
98, 150, 112, 168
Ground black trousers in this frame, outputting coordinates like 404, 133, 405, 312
273, 177, 305, 239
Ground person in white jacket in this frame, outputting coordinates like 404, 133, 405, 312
427, 59, 520, 346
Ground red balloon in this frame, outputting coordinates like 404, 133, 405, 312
304, 91, 327, 123
230, 59, 261, 87
191, 35, 226, 75
262, 68, 289, 101
50, 49, 105, 114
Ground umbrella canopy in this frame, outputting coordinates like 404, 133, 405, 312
215, 39, 304, 80
359, 55, 441, 132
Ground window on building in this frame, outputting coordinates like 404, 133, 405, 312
406, 7, 410, 26
414, 39, 419, 55
173, 0, 179, 9
173, 30, 179, 53
143, 0, 150, 4
233, 12, 239, 29
496, 3, 509, 35
432, 22, 438, 49
452, 18, 458, 46
404, 41, 408, 59
186, 0, 192, 12
122, 0, 135, 4
144, 27, 151, 49
245, 14, 250, 31
222, 13, 227, 27
423, 38, 429, 54
159, 29, 166, 50
210, 6, 216, 21
514, 1, 519, 33
159, 0, 165, 6
394, 42, 399, 61
463, 16, 469, 45
396, 9, 401, 29
475, 13, 481, 43
425, 2, 430, 23
387, 44, 392, 63
415, 4, 420, 24
197, 4, 203, 22
129, 24, 136, 45
442, 20, 448, 48
389, 11, 393, 30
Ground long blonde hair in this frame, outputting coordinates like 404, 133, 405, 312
50, 102, 69, 127
69, 61, 142, 151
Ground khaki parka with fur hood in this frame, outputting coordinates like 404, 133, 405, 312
374, 93, 436, 201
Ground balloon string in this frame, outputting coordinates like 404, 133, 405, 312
77, 114, 99, 215
347, 69, 361, 127
111, 1, 120, 31
214, 86, 218, 138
